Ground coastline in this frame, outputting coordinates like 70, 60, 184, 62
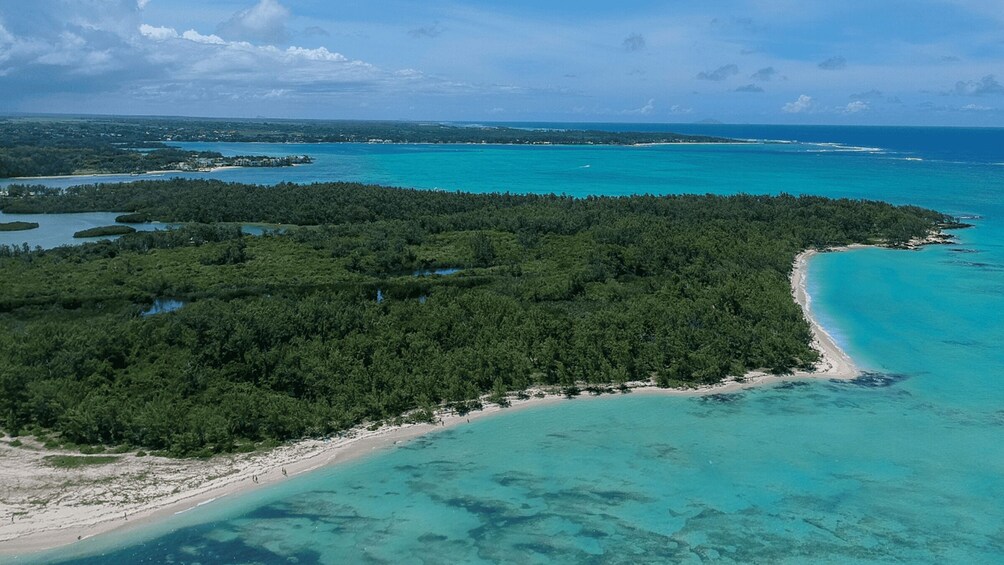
8, 168, 232, 182
1, 140, 745, 185
0, 246, 858, 558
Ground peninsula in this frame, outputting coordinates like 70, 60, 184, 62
0, 117, 314, 179
0, 178, 966, 555
0, 179, 961, 454
0, 116, 734, 179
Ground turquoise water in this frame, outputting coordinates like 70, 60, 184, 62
14, 127, 1004, 563
140, 298, 186, 317
0, 212, 173, 249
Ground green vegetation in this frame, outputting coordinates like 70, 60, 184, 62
73, 225, 137, 238
0, 116, 732, 150
43, 455, 121, 469
0, 115, 728, 178
0, 118, 311, 178
115, 213, 151, 224
0, 221, 39, 231
0, 179, 954, 456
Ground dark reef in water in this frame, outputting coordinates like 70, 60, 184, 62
774, 381, 812, 390
956, 261, 1004, 271
700, 393, 745, 404
836, 372, 911, 388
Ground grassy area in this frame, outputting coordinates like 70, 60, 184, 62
43, 455, 122, 469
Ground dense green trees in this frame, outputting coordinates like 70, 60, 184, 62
0, 221, 38, 231
0, 118, 312, 178
0, 116, 730, 154
0, 115, 730, 177
0, 179, 954, 456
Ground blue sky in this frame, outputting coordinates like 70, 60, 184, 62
1, 0, 1002, 125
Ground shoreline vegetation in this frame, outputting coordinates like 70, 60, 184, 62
0, 116, 733, 179
0, 241, 928, 558
72, 225, 137, 238
1, 117, 318, 179
0, 178, 966, 557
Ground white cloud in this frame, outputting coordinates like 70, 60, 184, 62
670, 104, 693, 114
961, 103, 992, 111
844, 100, 869, 113
181, 29, 226, 45
217, 0, 290, 45
0, 23, 14, 45
0, 24, 12, 68
625, 98, 655, 114
139, 24, 177, 41
782, 94, 814, 113
284, 46, 346, 62
136, 0, 151, 8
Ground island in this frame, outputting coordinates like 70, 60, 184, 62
0, 178, 964, 456
0, 117, 314, 179
72, 225, 137, 238
0, 177, 970, 554
0, 221, 39, 231
0, 116, 734, 178
114, 213, 151, 224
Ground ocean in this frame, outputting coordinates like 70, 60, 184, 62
13, 125, 1004, 563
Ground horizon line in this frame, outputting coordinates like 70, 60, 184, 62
2, 111, 1003, 130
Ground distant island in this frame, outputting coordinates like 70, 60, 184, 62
0, 116, 736, 178
0, 117, 314, 178
0, 178, 960, 457
0, 221, 39, 232
72, 225, 136, 238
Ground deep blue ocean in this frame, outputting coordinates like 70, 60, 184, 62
10, 125, 1004, 564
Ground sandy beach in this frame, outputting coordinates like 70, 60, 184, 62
9, 170, 187, 182
7, 166, 248, 183
0, 247, 859, 558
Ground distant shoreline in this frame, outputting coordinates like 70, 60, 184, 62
7, 167, 237, 182
1, 140, 752, 183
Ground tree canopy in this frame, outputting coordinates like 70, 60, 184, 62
0, 179, 953, 456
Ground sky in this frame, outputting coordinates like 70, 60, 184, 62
1, 0, 1003, 125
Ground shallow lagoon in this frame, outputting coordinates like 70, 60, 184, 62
14, 126, 1004, 563
0, 212, 172, 249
